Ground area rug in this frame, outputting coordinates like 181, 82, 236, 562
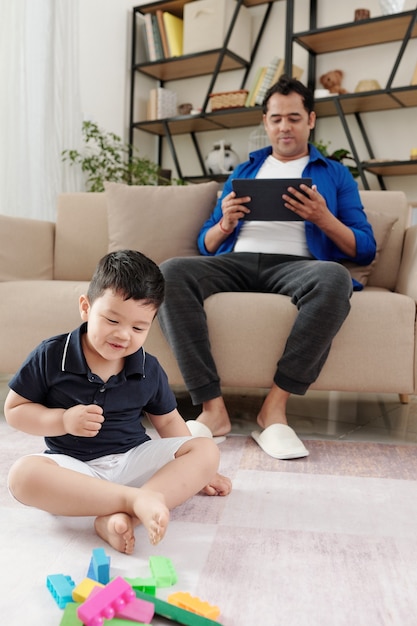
1, 419, 417, 626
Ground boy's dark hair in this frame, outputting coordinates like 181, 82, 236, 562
262, 74, 315, 115
87, 249, 165, 309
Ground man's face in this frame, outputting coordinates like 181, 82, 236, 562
263, 91, 316, 161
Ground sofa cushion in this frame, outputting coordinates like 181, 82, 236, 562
343, 209, 398, 286
105, 181, 220, 264
0, 214, 54, 281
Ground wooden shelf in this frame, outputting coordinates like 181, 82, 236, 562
136, 0, 283, 15
314, 86, 417, 117
362, 159, 417, 176
135, 50, 249, 81
294, 10, 417, 54
134, 106, 264, 136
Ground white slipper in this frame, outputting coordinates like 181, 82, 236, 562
186, 420, 226, 444
251, 424, 309, 459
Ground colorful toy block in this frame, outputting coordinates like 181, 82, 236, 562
168, 592, 220, 620
87, 547, 111, 584
46, 574, 76, 609
59, 602, 83, 626
149, 555, 177, 587
135, 589, 224, 626
124, 576, 156, 595
77, 576, 136, 626
72, 577, 104, 603
115, 596, 155, 623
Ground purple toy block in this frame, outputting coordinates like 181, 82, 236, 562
77, 576, 135, 626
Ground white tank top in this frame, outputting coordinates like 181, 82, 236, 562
234, 154, 312, 257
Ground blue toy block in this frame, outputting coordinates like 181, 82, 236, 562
46, 573, 76, 609
87, 547, 111, 584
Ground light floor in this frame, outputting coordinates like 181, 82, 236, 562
1, 374, 416, 445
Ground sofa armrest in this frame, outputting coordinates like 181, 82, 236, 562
396, 224, 417, 301
0, 214, 55, 281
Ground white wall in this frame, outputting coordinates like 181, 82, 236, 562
79, 0, 417, 202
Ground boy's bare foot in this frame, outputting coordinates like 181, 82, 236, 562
197, 398, 232, 437
132, 489, 170, 546
94, 512, 136, 554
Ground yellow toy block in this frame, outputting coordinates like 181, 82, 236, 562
72, 577, 104, 603
168, 591, 221, 620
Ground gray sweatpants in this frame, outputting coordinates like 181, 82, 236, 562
158, 253, 353, 405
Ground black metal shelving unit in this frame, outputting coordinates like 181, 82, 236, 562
129, 1, 417, 186
292, 4, 417, 189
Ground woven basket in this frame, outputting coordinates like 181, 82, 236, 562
209, 90, 248, 111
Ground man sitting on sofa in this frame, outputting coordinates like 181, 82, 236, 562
158, 75, 376, 460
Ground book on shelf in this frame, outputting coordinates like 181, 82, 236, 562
156, 9, 170, 58
143, 13, 157, 62
245, 66, 266, 107
151, 14, 164, 60
147, 87, 178, 120
162, 12, 183, 57
254, 57, 283, 106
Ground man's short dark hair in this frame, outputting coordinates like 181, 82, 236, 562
87, 249, 165, 309
262, 74, 315, 115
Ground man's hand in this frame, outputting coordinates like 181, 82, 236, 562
201, 472, 232, 496
220, 190, 251, 232
283, 183, 330, 226
283, 183, 357, 256
62, 404, 104, 437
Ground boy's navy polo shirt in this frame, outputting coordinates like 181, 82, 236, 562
8, 323, 177, 461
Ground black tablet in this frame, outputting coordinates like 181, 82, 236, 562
232, 178, 312, 221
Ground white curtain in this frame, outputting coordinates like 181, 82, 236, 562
0, 0, 83, 221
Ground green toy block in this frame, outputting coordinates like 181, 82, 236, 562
135, 590, 224, 626
59, 601, 82, 626
149, 556, 177, 587
124, 576, 156, 595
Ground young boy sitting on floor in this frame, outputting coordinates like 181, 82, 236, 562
4, 249, 232, 554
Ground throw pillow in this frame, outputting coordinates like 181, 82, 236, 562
343, 209, 398, 286
105, 181, 219, 265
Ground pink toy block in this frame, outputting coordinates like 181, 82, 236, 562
77, 576, 135, 626
116, 596, 155, 623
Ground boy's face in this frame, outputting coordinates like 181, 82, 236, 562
79, 289, 157, 362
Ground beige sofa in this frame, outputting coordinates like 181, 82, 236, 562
0, 182, 416, 403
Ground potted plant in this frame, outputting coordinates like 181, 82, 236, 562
312, 139, 359, 178
62, 121, 181, 192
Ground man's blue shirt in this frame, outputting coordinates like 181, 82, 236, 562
8, 323, 177, 461
197, 144, 376, 290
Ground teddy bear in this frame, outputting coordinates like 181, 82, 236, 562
319, 69, 347, 95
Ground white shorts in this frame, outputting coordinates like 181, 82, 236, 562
25, 436, 192, 488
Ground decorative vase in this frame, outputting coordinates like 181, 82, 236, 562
379, 0, 405, 15
205, 140, 240, 175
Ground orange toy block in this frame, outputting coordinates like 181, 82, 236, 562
167, 591, 221, 620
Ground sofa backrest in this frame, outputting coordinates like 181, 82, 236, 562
53, 188, 409, 289
360, 190, 409, 290
54, 193, 108, 281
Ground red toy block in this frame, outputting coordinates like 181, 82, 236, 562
77, 576, 135, 626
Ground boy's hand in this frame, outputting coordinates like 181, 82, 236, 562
63, 404, 104, 437
201, 472, 232, 496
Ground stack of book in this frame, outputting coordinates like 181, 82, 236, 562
147, 87, 178, 120
245, 58, 304, 107
142, 11, 183, 61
